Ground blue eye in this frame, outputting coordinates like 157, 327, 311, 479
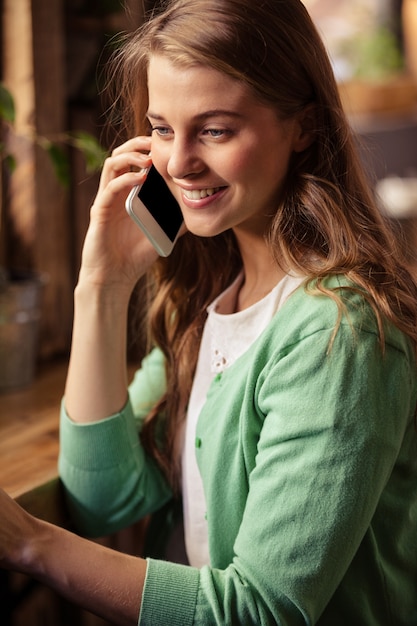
202, 128, 233, 141
204, 128, 225, 138
152, 126, 171, 136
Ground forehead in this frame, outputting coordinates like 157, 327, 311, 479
146, 54, 261, 116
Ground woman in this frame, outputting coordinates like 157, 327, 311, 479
1, 1, 417, 624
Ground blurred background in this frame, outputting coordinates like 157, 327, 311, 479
1, 0, 417, 389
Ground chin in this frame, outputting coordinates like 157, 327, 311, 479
189, 227, 226, 239
184, 220, 226, 239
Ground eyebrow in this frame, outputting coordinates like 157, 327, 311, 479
146, 109, 244, 121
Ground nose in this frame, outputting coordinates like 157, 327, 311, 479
166, 137, 205, 180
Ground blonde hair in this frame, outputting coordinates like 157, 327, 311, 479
109, 0, 417, 485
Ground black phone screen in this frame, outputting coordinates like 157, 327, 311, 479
137, 166, 183, 242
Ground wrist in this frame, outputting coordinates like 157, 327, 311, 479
77, 266, 140, 297
74, 273, 134, 309
16, 515, 52, 578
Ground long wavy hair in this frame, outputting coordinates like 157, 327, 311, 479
109, 0, 417, 485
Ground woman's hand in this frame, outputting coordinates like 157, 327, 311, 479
80, 136, 159, 291
0, 487, 146, 625
0, 487, 36, 572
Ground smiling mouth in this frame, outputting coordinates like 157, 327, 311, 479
182, 187, 224, 200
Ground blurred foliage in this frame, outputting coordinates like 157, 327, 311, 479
0, 84, 16, 123
0, 83, 107, 188
342, 26, 405, 81
44, 143, 72, 188
71, 131, 108, 174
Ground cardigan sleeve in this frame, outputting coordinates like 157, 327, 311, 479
58, 348, 172, 537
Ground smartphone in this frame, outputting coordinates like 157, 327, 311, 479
125, 165, 183, 257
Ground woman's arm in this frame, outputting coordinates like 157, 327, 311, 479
0, 488, 146, 626
64, 280, 133, 421
59, 352, 173, 537
64, 137, 158, 423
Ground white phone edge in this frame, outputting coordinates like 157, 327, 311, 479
125, 184, 181, 257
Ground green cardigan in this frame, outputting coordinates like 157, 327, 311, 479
59, 277, 417, 625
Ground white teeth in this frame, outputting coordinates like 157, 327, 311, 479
183, 187, 221, 200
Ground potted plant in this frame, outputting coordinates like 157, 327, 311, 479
338, 21, 417, 116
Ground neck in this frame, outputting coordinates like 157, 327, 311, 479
234, 230, 286, 312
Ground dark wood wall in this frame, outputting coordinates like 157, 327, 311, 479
1, 0, 146, 362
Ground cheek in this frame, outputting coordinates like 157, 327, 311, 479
259, 141, 295, 188
227, 133, 288, 185
220, 149, 258, 183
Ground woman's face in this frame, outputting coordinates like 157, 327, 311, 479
147, 54, 304, 240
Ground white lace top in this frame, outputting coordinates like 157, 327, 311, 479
181, 272, 304, 567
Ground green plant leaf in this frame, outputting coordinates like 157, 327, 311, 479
351, 27, 405, 81
72, 131, 107, 173
46, 143, 70, 188
4, 153, 17, 172
0, 83, 16, 123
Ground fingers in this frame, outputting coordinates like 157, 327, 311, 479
110, 135, 152, 157
78, 136, 159, 288
99, 136, 153, 192
109, 136, 152, 176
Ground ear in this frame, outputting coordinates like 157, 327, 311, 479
293, 104, 316, 153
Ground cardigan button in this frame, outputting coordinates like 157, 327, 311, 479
195, 437, 202, 448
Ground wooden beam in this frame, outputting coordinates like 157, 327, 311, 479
31, 0, 73, 357
2, 0, 37, 269
2, 0, 73, 358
